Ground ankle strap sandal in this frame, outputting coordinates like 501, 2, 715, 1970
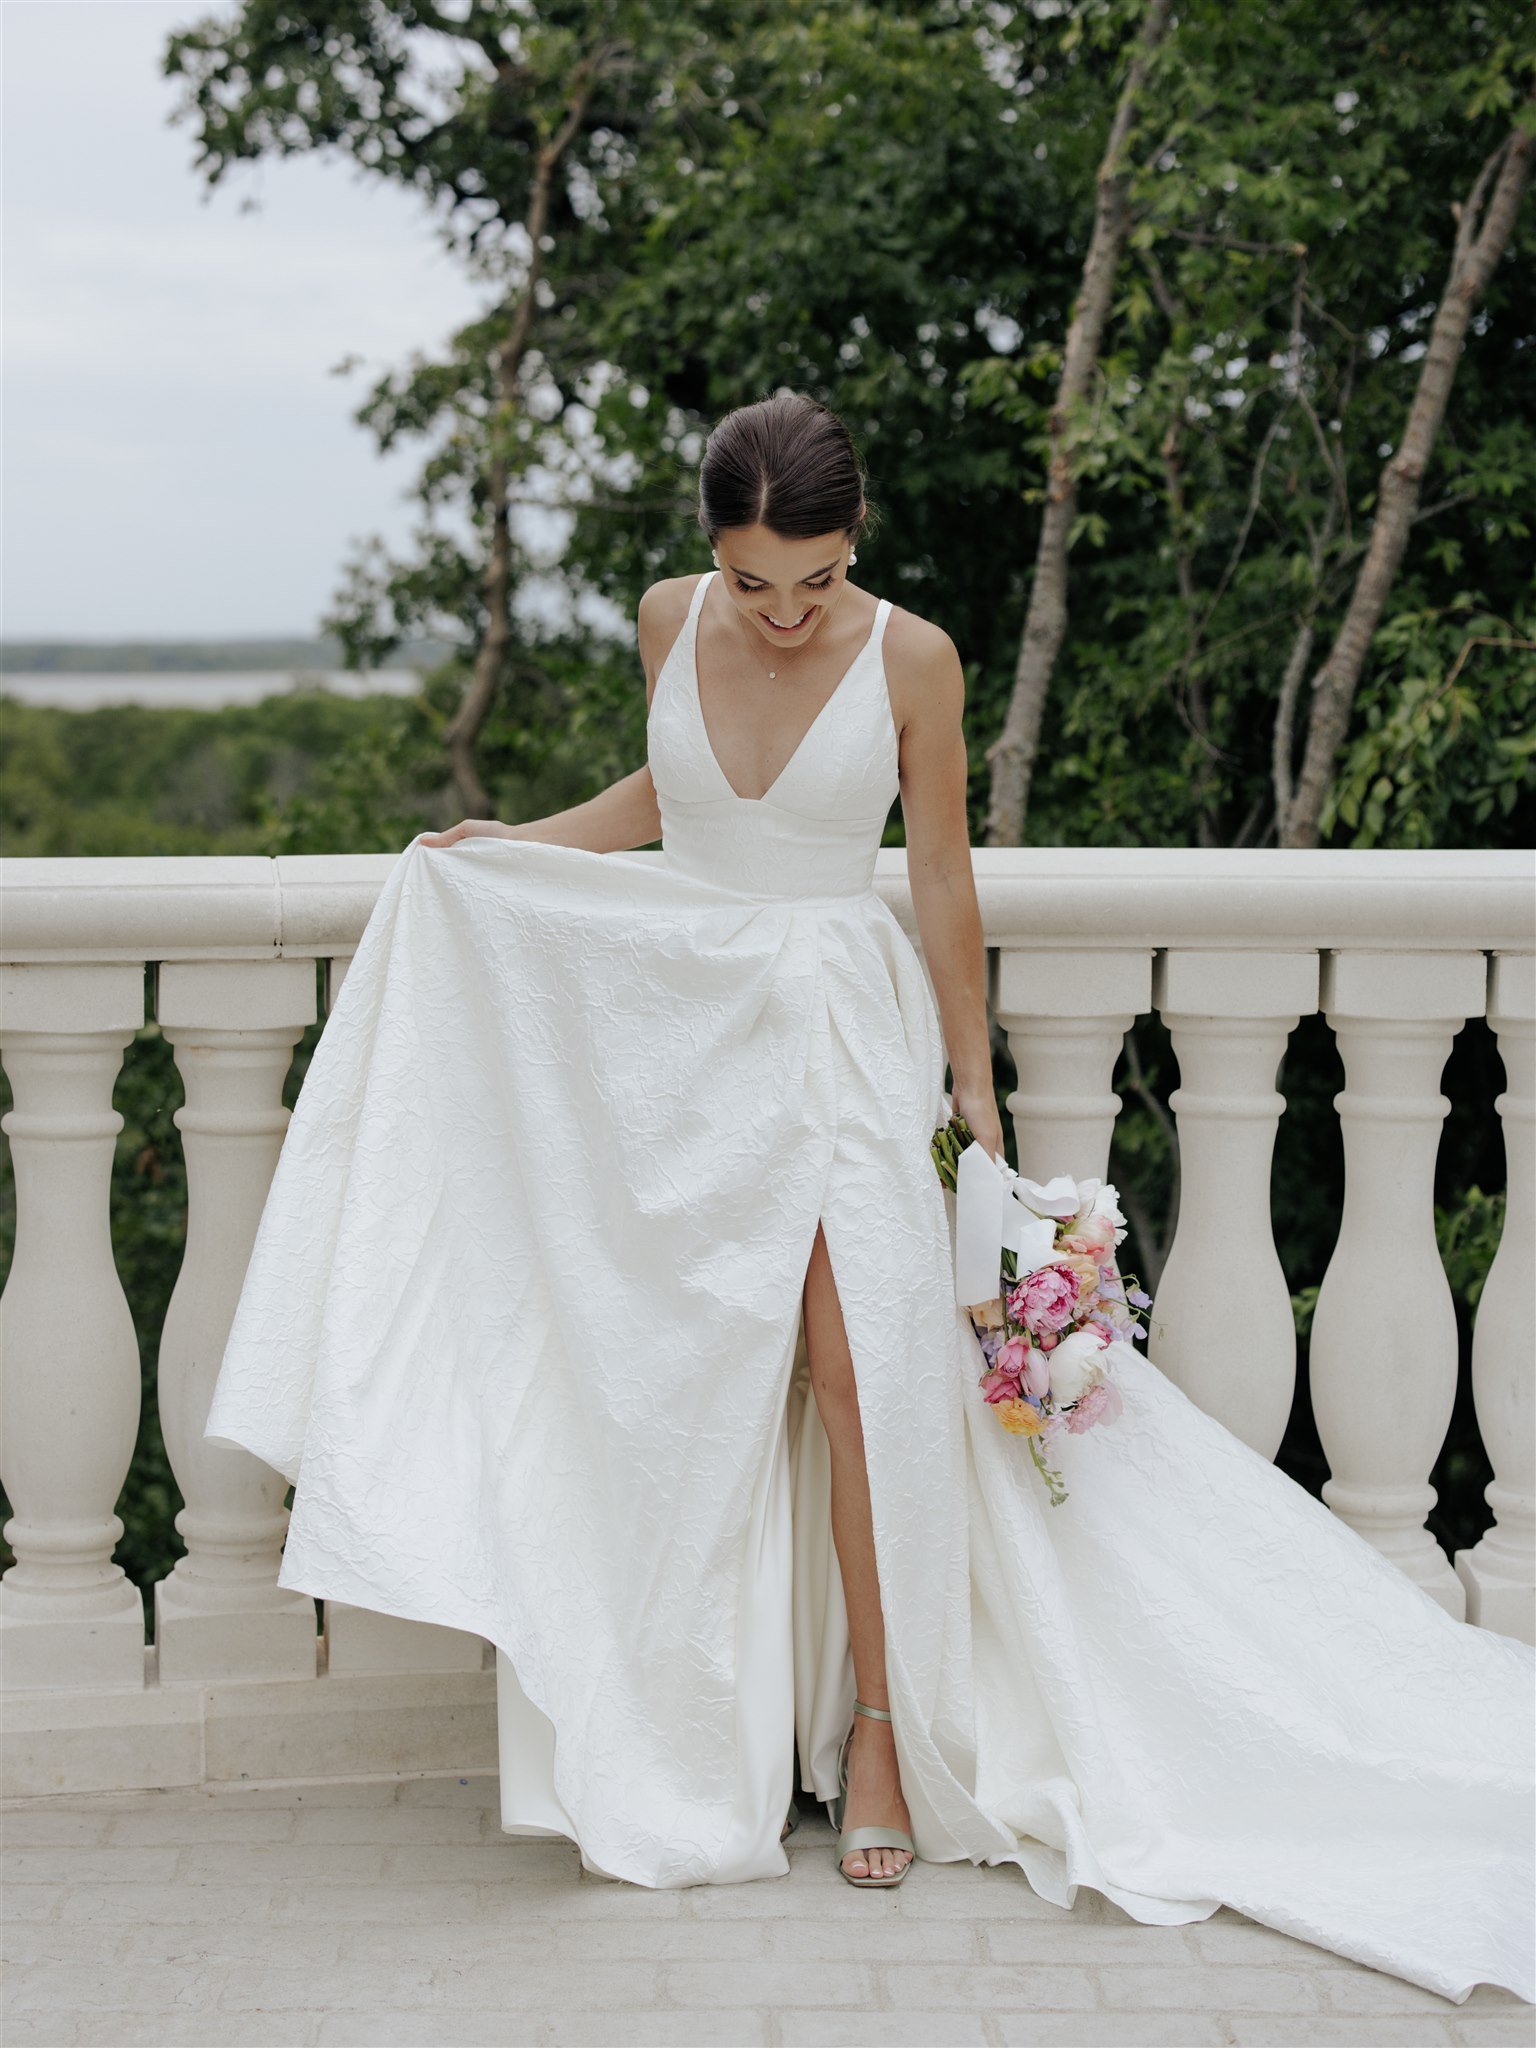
830, 1700, 915, 1888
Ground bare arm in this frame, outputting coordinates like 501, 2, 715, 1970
891, 618, 1005, 1162
420, 584, 683, 852
489, 765, 660, 852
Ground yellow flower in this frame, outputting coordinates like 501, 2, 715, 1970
1059, 1253, 1103, 1303
967, 1295, 1006, 1329
996, 1399, 1046, 1436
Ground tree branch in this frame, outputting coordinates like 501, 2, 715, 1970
982, 0, 1173, 846
1283, 99, 1534, 846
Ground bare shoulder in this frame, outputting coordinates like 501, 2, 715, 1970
881, 600, 965, 740
637, 574, 706, 705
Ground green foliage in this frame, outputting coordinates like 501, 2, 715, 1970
158, 0, 1535, 852
0, 688, 430, 856
1324, 601, 1536, 845
1435, 1184, 1508, 1310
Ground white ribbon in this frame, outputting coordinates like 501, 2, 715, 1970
952, 1141, 1098, 1308
954, 1141, 1007, 1307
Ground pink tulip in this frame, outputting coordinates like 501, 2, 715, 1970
993, 1335, 1030, 1380
1077, 1212, 1118, 1263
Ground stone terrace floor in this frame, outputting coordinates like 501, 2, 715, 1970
2, 1771, 1530, 2048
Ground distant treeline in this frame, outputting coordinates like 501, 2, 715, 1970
1, 637, 453, 675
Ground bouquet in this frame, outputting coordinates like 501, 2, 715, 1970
930, 1109, 1151, 1505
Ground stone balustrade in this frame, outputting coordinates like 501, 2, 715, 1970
1, 845, 1531, 1799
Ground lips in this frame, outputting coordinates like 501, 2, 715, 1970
761, 607, 813, 633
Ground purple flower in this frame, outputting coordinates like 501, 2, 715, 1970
1127, 1286, 1151, 1308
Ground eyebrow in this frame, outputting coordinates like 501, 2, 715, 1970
722, 557, 841, 584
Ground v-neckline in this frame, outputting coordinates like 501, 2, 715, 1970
691, 570, 884, 806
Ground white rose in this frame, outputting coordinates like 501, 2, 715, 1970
1046, 1327, 1108, 1405
1090, 1184, 1127, 1232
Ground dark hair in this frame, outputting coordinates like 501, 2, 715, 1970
697, 388, 877, 549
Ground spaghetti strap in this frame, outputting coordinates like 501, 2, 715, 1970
652, 570, 717, 718
686, 568, 717, 623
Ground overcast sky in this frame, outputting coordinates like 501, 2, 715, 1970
3, 0, 491, 640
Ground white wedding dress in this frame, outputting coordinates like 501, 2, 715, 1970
205, 567, 1534, 2006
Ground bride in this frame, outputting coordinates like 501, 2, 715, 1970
204, 389, 1534, 2003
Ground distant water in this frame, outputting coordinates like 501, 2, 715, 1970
0, 670, 424, 711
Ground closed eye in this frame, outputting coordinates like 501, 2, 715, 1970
733, 573, 837, 595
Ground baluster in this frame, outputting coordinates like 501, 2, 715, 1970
1454, 951, 1535, 1643
990, 948, 1152, 1185
1149, 951, 1318, 1454
0, 962, 146, 1689
155, 959, 323, 1683
1310, 950, 1486, 1611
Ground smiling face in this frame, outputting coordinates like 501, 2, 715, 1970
712, 521, 860, 653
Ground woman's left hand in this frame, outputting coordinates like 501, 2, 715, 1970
950, 1080, 1006, 1164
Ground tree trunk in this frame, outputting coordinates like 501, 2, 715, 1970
444, 55, 604, 817
1281, 103, 1534, 848
982, 0, 1171, 847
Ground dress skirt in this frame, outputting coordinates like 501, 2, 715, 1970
205, 829, 1536, 2004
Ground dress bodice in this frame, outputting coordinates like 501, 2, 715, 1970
647, 569, 899, 902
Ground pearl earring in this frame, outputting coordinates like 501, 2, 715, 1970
849, 550, 858, 564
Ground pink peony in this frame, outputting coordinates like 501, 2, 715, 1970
981, 1370, 1021, 1404
1064, 1377, 1124, 1434
1008, 1264, 1081, 1337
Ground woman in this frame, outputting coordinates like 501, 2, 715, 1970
206, 392, 1534, 1997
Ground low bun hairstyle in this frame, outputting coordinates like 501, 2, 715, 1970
697, 388, 878, 551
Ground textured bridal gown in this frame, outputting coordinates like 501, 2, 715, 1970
205, 568, 1534, 2006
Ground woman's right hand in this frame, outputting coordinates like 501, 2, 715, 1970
417, 818, 513, 849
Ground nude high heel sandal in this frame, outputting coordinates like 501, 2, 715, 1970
830, 1700, 915, 1887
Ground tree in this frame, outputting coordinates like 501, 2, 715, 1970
165, 0, 1535, 852
439, 34, 619, 814
959, 0, 1535, 851
1282, 96, 1534, 845
981, 0, 1172, 848
165, 0, 713, 813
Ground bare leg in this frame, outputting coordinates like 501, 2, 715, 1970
802, 1221, 914, 1881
